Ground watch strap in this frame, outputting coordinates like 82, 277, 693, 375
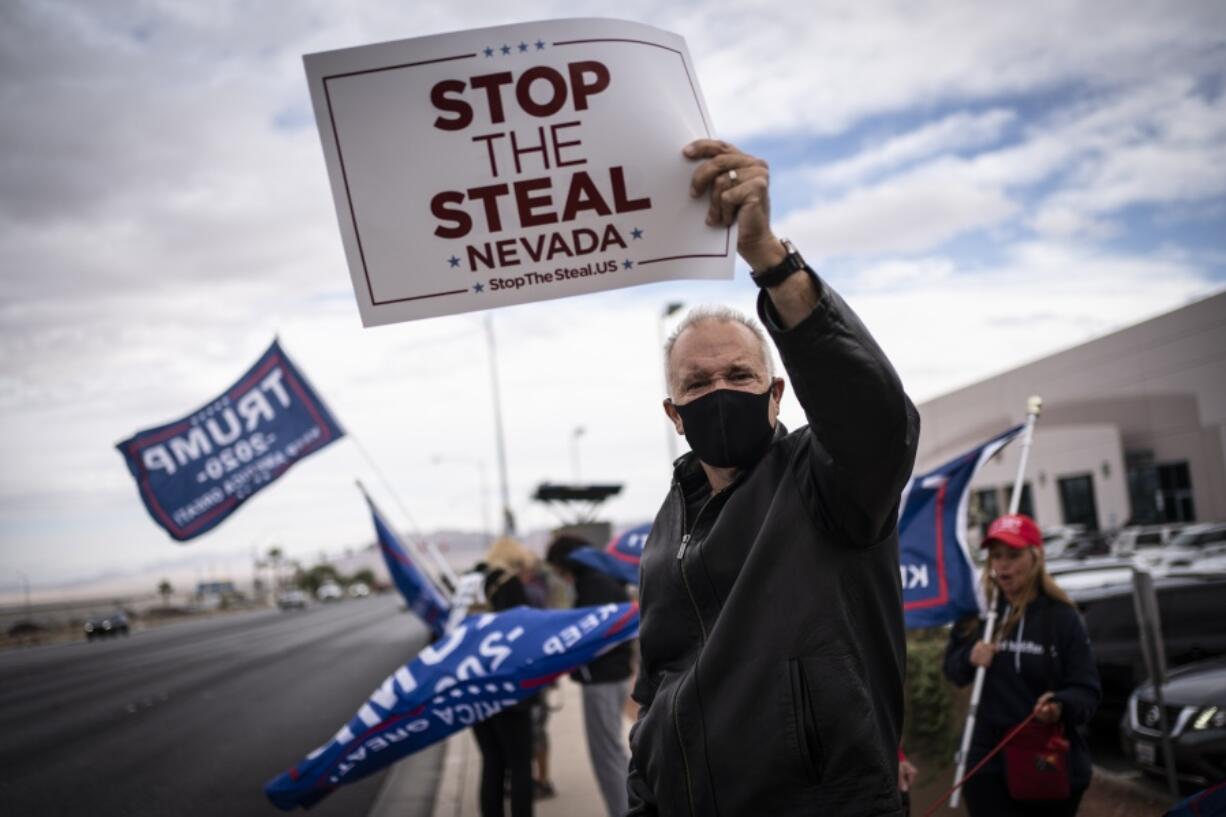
750, 239, 807, 288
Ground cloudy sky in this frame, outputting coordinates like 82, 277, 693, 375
2, 0, 1224, 594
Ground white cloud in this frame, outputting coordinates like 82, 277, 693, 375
809, 109, 1016, 189
779, 158, 1020, 256
843, 241, 1220, 401
1, 0, 1224, 584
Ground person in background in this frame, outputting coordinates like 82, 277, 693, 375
943, 514, 1101, 816
471, 537, 538, 817
546, 534, 634, 817
517, 554, 557, 800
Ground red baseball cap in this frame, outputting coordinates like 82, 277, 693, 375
982, 513, 1042, 550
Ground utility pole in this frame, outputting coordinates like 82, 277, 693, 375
484, 314, 516, 536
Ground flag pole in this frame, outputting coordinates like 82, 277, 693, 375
950, 395, 1042, 808
354, 474, 458, 598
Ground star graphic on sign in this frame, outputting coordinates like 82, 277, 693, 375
630, 227, 644, 239
623, 259, 634, 270
535, 39, 546, 50
473, 282, 485, 293
500, 44, 511, 55
483, 46, 494, 57
518, 41, 529, 52
448, 255, 461, 268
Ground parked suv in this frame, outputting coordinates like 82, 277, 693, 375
1120, 656, 1226, 789
1110, 523, 1188, 558
1152, 523, 1226, 571
1066, 573, 1226, 728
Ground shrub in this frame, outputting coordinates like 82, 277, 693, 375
904, 627, 959, 765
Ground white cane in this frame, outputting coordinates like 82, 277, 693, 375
949, 395, 1042, 808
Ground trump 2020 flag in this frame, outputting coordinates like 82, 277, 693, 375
116, 340, 344, 541
569, 522, 650, 585
900, 425, 1023, 629
364, 491, 451, 639
264, 603, 640, 811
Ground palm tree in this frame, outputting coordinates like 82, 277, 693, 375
157, 578, 173, 607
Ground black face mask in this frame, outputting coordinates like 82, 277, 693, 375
673, 386, 775, 469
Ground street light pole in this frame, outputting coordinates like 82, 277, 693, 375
571, 426, 585, 483
484, 314, 516, 536
658, 302, 685, 463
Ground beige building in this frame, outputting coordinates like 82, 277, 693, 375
915, 290, 1226, 533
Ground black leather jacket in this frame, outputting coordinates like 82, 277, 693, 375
627, 276, 920, 817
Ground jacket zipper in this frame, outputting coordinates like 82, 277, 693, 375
675, 489, 717, 643
672, 485, 716, 817
671, 678, 698, 817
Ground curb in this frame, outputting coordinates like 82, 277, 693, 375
368, 741, 446, 817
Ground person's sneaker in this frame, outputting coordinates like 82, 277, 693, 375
533, 780, 556, 800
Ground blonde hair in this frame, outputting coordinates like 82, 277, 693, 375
983, 545, 1075, 639
484, 537, 537, 574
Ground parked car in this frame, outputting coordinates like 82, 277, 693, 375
1120, 656, 1226, 790
84, 611, 130, 640
1151, 523, 1226, 570
316, 582, 344, 602
1111, 523, 1189, 558
348, 581, 371, 599
276, 589, 309, 610
1042, 525, 1087, 560
1066, 573, 1226, 729
1050, 557, 1135, 590
1055, 531, 1113, 562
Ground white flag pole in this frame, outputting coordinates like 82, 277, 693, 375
950, 396, 1042, 808
355, 476, 457, 602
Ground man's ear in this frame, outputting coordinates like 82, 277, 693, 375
771, 377, 786, 404
767, 378, 786, 425
662, 398, 685, 435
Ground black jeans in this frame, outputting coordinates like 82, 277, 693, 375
472, 706, 534, 817
964, 773, 1086, 817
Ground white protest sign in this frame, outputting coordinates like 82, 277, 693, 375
304, 18, 733, 326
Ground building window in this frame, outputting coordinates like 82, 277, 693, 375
996, 483, 1035, 521
1058, 473, 1099, 531
970, 488, 1001, 534
1156, 462, 1196, 522
1126, 451, 1161, 525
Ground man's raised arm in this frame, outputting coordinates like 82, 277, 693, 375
687, 139, 919, 543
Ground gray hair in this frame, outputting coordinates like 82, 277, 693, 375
664, 306, 775, 399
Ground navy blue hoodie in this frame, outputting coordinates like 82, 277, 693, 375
943, 592, 1102, 789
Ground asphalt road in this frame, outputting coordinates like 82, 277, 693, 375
0, 595, 429, 817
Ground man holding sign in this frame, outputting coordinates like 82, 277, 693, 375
628, 140, 920, 816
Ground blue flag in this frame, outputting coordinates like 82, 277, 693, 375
900, 425, 1024, 629
569, 523, 650, 585
1163, 781, 1226, 817
264, 603, 640, 811
366, 493, 451, 639
116, 340, 344, 541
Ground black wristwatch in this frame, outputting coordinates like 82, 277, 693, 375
749, 238, 807, 288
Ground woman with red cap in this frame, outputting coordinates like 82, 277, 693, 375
943, 513, 1102, 816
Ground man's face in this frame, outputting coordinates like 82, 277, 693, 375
663, 320, 784, 435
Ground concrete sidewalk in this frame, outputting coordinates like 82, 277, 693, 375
430, 677, 629, 817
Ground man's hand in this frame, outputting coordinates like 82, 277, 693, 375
1034, 691, 1063, 724
969, 640, 997, 669
898, 757, 918, 793
684, 139, 786, 272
